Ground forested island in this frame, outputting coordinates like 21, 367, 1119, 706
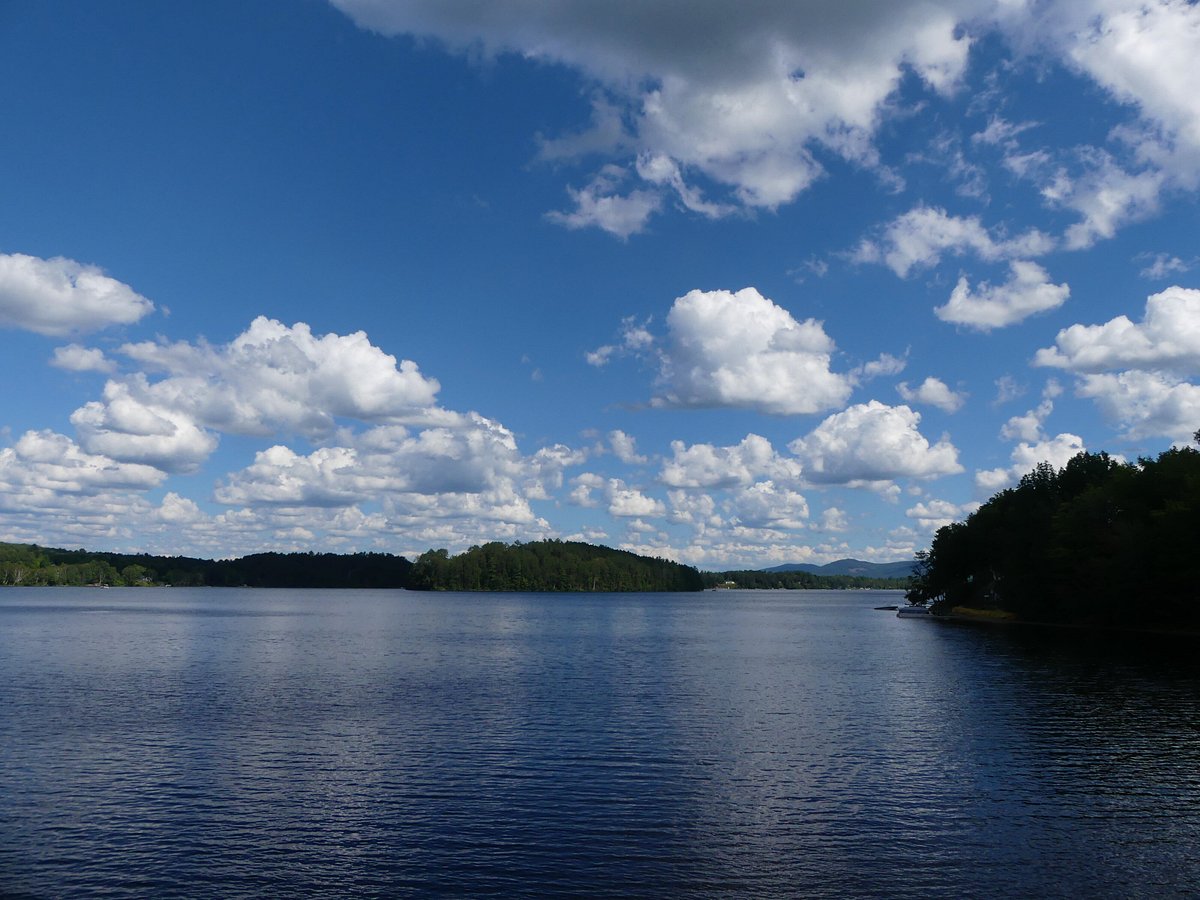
408, 541, 704, 591
0, 538, 908, 593
906, 433, 1200, 629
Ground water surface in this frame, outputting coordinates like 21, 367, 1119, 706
2, 588, 1198, 897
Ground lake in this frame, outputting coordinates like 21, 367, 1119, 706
2, 588, 1198, 897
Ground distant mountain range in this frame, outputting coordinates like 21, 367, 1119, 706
762, 558, 917, 579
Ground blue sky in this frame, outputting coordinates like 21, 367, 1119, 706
2, 0, 1199, 568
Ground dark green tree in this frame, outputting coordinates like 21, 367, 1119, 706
906, 439, 1200, 628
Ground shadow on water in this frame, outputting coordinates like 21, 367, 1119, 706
918, 617, 1200, 888
938, 615, 1200, 682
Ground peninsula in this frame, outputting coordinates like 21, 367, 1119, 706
906, 432, 1200, 630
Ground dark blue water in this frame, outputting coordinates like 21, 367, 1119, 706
2, 588, 1199, 897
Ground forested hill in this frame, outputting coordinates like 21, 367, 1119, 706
906, 434, 1200, 629
761, 558, 916, 579
408, 541, 704, 592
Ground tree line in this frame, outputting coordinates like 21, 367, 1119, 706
906, 433, 1200, 628
700, 569, 906, 590
0, 544, 413, 588
0, 540, 700, 592
408, 540, 704, 592
0, 538, 910, 593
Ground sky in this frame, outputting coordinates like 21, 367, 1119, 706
1, 0, 1199, 569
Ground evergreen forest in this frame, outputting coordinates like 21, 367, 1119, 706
0, 539, 700, 592
408, 541, 704, 591
906, 433, 1200, 628
0, 544, 413, 589
0, 538, 910, 593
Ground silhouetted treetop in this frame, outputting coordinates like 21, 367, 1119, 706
906, 441, 1200, 628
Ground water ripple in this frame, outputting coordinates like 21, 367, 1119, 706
2, 588, 1199, 897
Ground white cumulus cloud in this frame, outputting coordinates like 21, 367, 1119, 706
1000, 382, 1060, 443
667, 489, 721, 528
216, 417, 526, 506
0, 430, 168, 548
992, 2, 1200, 248
156, 492, 206, 525
852, 206, 1054, 278
607, 479, 667, 518
71, 377, 221, 474
906, 497, 979, 530
546, 165, 664, 239
524, 443, 589, 499
1034, 286, 1200, 372
331, 0, 979, 233
72, 317, 447, 471
816, 507, 850, 533
726, 481, 810, 530
331, 1, 1200, 244
851, 352, 908, 383
1053, 1, 1200, 190
896, 376, 967, 413
568, 472, 606, 508
789, 401, 963, 485
1076, 371, 1200, 441
635, 152, 733, 218
51, 344, 115, 374
1037, 153, 1164, 251
587, 316, 654, 367
608, 429, 648, 464
975, 432, 1085, 493
209, 419, 587, 547
0, 429, 165, 497
653, 287, 852, 414
123, 316, 442, 431
1033, 287, 1200, 440
935, 260, 1070, 330
660, 433, 803, 489
0, 252, 154, 336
